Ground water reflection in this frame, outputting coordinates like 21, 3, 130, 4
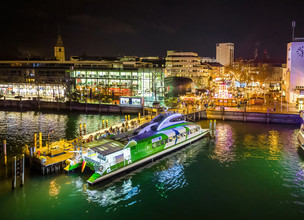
49, 179, 61, 197
153, 140, 206, 198
0, 111, 123, 156
83, 179, 140, 208
212, 123, 236, 165
243, 130, 283, 160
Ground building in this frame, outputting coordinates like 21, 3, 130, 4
286, 22, 304, 104
201, 57, 216, 63
216, 43, 234, 66
54, 34, 65, 61
70, 61, 165, 106
165, 50, 208, 89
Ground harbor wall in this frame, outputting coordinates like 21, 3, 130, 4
189, 109, 302, 124
0, 100, 142, 114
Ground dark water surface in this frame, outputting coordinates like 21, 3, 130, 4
0, 111, 304, 219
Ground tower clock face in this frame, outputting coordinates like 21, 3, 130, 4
296, 46, 304, 57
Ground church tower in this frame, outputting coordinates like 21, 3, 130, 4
54, 33, 65, 61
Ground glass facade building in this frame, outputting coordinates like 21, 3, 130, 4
70, 68, 165, 106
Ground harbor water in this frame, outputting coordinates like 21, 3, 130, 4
0, 111, 304, 219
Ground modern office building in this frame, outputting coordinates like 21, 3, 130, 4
165, 50, 208, 89
216, 43, 234, 66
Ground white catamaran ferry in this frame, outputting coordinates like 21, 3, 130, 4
65, 112, 209, 185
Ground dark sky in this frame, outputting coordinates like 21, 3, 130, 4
1, 0, 304, 60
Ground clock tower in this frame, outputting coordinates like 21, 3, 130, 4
286, 21, 304, 104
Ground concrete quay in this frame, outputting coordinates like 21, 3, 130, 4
186, 109, 302, 124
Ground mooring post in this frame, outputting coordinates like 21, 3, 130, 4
244, 106, 247, 122
102, 120, 105, 129
138, 112, 141, 121
125, 115, 128, 122
12, 156, 16, 189
34, 133, 37, 150
209, 120, 213, 137
21, 154, 25, 186
3, 140, 7, 166
20, 97, 22, 110
267, 108, 270, 124
213, 119, 216, 136
128, 115, 131, 121
79, 124, 82, 136
106, 119, 108, 128
39, 132, 42, 149
83, 123, 86, 135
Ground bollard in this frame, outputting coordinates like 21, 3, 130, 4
125, 115, 128, 122
209, 120, 212, 137
34, 133, 37, 149
106, 119, 108, 128
102, 120, 105, 129
21, 154, 25, 186
79, 124, 82, 136
128, 115, 130, 121
12, 156, 16, 189
138, 112, 141, 121
3, 140, 7, 166
213, 119, 216, 136
83, 123, 86, 135
39, 132, 42, 149
98, 123, 101, 130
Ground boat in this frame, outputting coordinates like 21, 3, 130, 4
65, 112, 209, 185
298, 111, 304, 150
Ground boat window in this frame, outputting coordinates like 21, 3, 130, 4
165, 139, 169, 144
157, 141, 161, 147
161, 140, 165, 145
169, 116, 183, 122
152, 143, 157, 148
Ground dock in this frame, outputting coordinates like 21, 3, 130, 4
22, 113, 158, 174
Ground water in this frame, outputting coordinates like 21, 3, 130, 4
0, 111, 304, 219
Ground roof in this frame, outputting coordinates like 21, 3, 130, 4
56, 34, 64, 47
85, 139, 125, 156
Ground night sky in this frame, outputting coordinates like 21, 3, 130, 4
1, 0, 304, 60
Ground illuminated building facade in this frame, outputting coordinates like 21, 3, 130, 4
165, 50, 208, 89
216, 43, 234, 66
70, 67, 164, 106
0, 61, 70, 101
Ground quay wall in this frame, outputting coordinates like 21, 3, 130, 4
0, 100, 142, 114
189, 110, 302, 124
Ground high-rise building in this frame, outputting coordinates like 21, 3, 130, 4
216, 43, 234, 66
286, 21, 304, 105
54, 34, 65, 61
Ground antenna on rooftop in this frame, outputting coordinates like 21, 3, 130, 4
292, 21, 296, 41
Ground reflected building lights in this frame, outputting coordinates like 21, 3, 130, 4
212, 124, 236, 164
49, 179, 61, 197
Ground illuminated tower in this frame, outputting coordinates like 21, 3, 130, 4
54, 33, 65, 61
286, 21, 304, 103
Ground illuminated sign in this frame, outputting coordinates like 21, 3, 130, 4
119, 97, 143, 107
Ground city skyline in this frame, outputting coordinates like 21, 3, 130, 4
1, 0, 304, 60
